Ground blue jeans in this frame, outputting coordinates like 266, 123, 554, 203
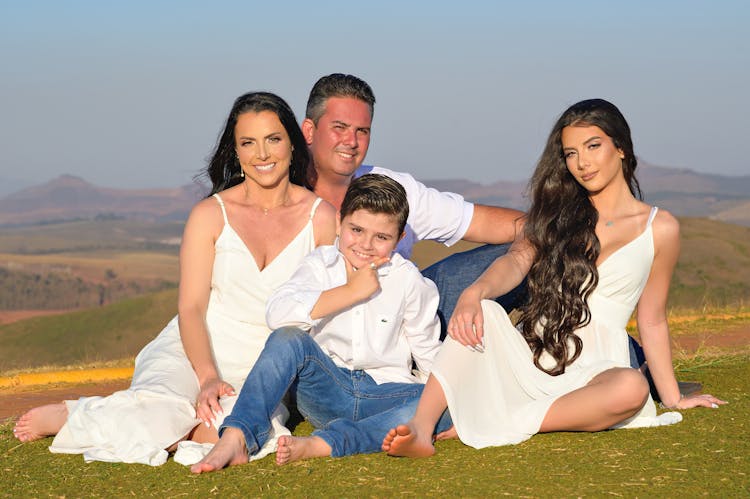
421, 244, 526, 340
221, 327, 452, 458
422, 243, 643, 368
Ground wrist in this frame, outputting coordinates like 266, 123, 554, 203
658, 393, 684, 410
463, 284, 486, 301
197, 371, 219, 388
345, 282, 371, 303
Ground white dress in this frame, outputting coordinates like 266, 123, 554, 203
432, 207, 682, 449
49, 194, 323, 465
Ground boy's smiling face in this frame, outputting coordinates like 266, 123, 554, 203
337, 209, 402, 269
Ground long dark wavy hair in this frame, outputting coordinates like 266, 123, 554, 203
200, 92, 310, 196
520, 99, 642, 375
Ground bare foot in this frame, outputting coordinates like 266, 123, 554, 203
13, 403, 68, 442
190, 427, 249, 474
434, 425, 458, 441
275, 435, 332, 465
382, 424, 435, 457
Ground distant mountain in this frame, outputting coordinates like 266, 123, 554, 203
421, 161, 750, 226
0, 175, 205, 226
2, 164, 748, 227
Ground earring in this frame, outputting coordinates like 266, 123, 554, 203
236, 153, 244, 178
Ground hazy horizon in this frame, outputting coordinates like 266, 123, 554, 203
1, 1, 748, 194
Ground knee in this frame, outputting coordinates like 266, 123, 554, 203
611, 368, 649, 414
266, 327, 309, 349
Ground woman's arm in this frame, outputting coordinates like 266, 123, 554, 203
449, 218, 533, 347
177, 199, 232, 426
637, 211, 725, 409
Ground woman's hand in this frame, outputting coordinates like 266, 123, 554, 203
195, 377, 236, 427
674, 392, 727, 410
448, 288, 485, 350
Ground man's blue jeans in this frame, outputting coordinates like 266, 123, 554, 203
221, 327, 452, 457
421, 243, 525, 339
422, 243, 643, 368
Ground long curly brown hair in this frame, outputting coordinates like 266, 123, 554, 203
520, 99, 642, 375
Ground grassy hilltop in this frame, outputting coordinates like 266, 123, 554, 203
1, 353, 747, 496
0, 217, 749, 496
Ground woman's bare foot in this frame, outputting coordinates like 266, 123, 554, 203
13, 403, 68, 442
275, 435, 332, 465
381, 424, 435, 457
190, 428, 249, 474
434, 425, 458, 441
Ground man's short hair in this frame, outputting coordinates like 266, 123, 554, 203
305, 73, 376, 124
340, 174, 408, 235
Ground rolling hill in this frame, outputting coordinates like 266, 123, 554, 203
1, 163, 748, 227
422, 162, 750, 226
0, 175, 204, 226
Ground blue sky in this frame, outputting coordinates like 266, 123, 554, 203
1, 0, 748, 192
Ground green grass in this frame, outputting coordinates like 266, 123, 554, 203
0, 289, 177, 373
2, 354, 747, 497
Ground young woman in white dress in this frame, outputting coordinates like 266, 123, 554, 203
13, 92, 336, 465
383, 99, 725, 457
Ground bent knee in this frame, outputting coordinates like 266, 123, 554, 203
267, 327, 309, 347
612, 368, 649, 413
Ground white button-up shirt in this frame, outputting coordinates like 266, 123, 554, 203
355, 165, 474, 258
266, 246, 441, 384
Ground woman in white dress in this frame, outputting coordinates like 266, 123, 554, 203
13, 92, 336, 465
383, 99, 725, 457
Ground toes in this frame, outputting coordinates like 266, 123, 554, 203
395, 424, 412, 437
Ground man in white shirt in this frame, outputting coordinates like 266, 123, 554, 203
302, 73, 526, 336
191, 175, 452, 473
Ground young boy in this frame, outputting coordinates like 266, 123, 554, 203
191, 174, 451, 473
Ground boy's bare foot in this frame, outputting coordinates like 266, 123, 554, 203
13, 403, 68, 442
190, 428, 249, 474
275, 435, 332, 465
381, 423, 435, 457
434, 425, 458, 441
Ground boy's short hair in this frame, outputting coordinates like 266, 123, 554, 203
340, 174, 409, 235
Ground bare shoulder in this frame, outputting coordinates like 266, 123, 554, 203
650, 208, 680, 260
189, 195, 221, 218
185, 195, 224, 236
287, 185, 336, 245
291, 185, 333, 216
652, 208, 680, 240
310, 197, 337, 246
313, 197, 336, 222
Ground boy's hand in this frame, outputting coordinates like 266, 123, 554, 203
344, 256, 390, 302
